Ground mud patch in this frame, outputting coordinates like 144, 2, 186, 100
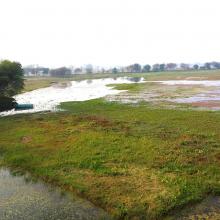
21, 136, 32, 144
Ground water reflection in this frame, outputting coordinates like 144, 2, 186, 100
52, 82, 72, 89
86, 79, 93, 84
127, 77, 142, 82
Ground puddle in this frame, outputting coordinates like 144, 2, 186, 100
171, 95, 220, 103
0, 77, 144, 116
107, 80, 220, 110
147, 81, 220, 109
0, 168, 110, 220
153, 81, 220, 109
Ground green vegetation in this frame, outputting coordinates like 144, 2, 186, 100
23, 77, 72, 92
0, 60, 24, 111
1, 99, 220, 219
108, 83, 148, 92
0, 60, 24, 97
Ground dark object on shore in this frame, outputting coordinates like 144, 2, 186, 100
0, 97, 17, 112
15, 104, 34, 111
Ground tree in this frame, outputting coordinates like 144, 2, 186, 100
0, 96, 17, 112
74, 68, 82, 74
0, 60, 24, 111
159, 64, 166, 71
85, 64, 93, 74
132, 63, 142, 73
49, 67, 71, 77
200, 66, 206, 70
112, 67, 118, 74
205, 62, 211, 70
142, 64, 151, 72
166, 63, 177, 70
101, 68, 106, 73
211, 62, 220, 69
193, 64, 199, 70
0, 60, 24, 97
127, 64, 142, 73
180, 63, 190, 70
152, 64, 160, 72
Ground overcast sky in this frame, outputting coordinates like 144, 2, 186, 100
0, 0, 220, 67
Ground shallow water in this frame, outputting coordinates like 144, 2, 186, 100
107, 80, 220, 110
0, 168, 110, 220
172, 95, 220, 103
0, 77, 144, 116
150, 80, 220, 108
152, 80, 220, 87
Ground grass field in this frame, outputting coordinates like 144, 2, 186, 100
1, 98, 220, 219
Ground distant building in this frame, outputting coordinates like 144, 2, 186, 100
23, 66, 50, 76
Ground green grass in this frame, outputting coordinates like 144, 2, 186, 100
23, 77, 73, 92
1, 99, 220, 219
107, 83, 148, 92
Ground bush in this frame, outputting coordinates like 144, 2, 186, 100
0, 96, 17, 112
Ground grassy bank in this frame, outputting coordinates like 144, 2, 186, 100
1, 99, 220, 219
23, 77, 74, 92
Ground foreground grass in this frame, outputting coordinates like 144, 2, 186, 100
1, 99, 220, 219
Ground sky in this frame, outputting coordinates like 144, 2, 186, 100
0, 0, 220, 68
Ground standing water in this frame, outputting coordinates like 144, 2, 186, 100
0, 77, 144, 116
0, 168, 110, 220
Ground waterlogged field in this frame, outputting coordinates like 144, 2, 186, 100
108, 80, 220, 110
1, 70, 220, 219
1, 77, 144, 116
1, 99, 220, 219
24, 70, 220, 111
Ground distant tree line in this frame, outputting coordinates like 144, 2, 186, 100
23, 61, 220, 77
112, 61, 220, 73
